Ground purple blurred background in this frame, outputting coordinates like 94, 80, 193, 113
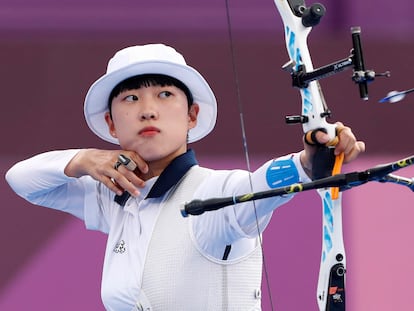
1, 0, 413, 310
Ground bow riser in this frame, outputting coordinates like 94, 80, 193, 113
273, 1, 346, 310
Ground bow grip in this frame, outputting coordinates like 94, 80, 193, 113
303, 120, 337, 144
304, 125, 343, 180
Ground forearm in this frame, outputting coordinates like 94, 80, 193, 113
233, 152, 311, 235
6, 149, 81, 203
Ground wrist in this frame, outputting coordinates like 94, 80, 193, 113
64, 149, 88, 178
300, 151, 312, 178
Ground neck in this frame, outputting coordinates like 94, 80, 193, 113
138, 148, 188, 181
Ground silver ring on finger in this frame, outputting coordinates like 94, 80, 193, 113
118, 154, 137, 171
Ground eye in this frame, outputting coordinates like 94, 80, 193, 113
124, 94, 138, 102
159, 91, 172, 98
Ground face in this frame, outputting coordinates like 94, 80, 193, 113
105, 84, 199, 162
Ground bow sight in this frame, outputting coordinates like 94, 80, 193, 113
282, 1, 390, 125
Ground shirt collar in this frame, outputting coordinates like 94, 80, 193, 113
114, 149, 198, 206
146, 149, 198, 198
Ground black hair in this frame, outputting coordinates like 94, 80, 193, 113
108, 74, 194, 117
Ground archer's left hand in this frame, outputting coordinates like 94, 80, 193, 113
300, 122, 366, 175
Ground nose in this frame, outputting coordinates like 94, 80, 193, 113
140, 111, 157, 120
138, 97, 159, 121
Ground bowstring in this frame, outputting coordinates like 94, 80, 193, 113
224, 1, 275, 310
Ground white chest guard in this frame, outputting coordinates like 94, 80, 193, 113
136, 166, 263, 311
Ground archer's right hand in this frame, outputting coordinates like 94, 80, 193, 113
64, 149, 148, 197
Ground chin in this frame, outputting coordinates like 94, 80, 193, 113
138, 149, 166, 162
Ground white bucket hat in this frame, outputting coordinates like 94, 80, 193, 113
84, 44, 217, 144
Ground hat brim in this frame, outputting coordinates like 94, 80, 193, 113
84, 60, 217, 144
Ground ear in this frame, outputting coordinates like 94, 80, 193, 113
188, 104, 199, 130
104, 112, 118, 138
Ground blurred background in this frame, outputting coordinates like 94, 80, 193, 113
1, 0, 413, 310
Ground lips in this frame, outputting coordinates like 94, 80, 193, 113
139, 126, 160, 136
